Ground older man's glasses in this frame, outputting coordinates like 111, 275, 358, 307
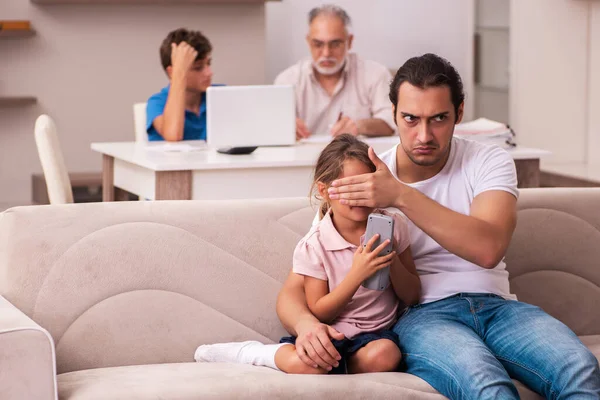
310, 39, 346, 51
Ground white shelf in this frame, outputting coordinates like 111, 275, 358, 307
0, 96, 37, 106
32, 0, 278, 3
0, 29, 35, 39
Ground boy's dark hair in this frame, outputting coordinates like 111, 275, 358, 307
159, 28, 212, 71
389, 53, 465, 121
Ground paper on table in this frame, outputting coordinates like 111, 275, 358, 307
299, 136, 333, 144
455, 118, 511, 136
145, 142, 208, 152
454, 118, 515, 149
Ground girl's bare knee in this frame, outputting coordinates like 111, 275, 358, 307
356, 340, 402, 373
286, 353, 328, 374
276, 346, 328, 374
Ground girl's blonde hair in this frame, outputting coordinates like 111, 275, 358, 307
311, 134, 376, 219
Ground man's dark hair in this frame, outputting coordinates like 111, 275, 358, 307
159, 28, 212, 71
389, 53, 465, 120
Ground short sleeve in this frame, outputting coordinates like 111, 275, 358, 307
391, 213, 411, 254
472, 145, 519, 199
274, 65, 296, 86
292, 239, 328, 281
274, 71, 288, 86
146, 91, 167, 133
377, 210, 411, 254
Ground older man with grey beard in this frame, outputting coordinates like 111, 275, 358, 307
275, 4, 395, 139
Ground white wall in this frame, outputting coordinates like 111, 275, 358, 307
477, 0, 509, 28
0, 1, 266, 203
473, 0, 509, 124
510, 0, 591, 164
589, 2, 600, 163
266, 0, 475, 120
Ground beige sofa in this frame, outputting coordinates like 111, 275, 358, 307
1, 188, 599, 400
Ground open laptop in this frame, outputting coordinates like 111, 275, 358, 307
206, 85, 296, 154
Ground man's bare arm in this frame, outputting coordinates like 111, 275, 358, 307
357, 118, 394, 137
328, 148, 518, 269
276, 271, 343, 370
276, 271, 314, 335
395, 188, 517, 268
152, 42, 197, 142
151, 79, 186, 142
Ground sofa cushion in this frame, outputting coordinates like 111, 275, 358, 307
59, 335, 600, 400
57, 362, 446, 400
56, 362, 547, 400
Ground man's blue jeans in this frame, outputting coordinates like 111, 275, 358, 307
393, 293, 600, 399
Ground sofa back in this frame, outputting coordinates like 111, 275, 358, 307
0, 198, 311, 373
1, 188, 599, 374
504, 188, 600, 336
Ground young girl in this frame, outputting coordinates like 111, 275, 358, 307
195, 134, 421, 374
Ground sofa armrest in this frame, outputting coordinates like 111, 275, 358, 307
0, 296, 57, 400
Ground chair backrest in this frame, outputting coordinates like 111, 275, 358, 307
34, 115, 73, 204
133, 103, 148, 142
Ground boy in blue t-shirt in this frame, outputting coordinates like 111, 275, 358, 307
146, 28, 213, 141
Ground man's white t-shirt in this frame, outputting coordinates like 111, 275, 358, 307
379, 136, 519, 303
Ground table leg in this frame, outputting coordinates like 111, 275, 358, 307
515, 159, 540, 188
102, 155, 115, 201
155, 171, 192, 200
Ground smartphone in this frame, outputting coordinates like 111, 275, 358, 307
361, 213, 394, 291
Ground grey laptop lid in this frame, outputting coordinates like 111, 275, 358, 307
206, 85, 296, 148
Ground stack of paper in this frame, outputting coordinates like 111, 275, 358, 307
454, 118, 515, 148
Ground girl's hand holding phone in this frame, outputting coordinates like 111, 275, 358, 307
349, 234, 396, 282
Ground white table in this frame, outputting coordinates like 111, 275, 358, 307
91, 139, 551, 201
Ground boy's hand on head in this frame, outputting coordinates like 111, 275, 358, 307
350, 234, 396, 282
328, 147, 402, 208
171, 42, 198, 79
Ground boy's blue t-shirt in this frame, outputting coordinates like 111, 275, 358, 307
145, 85, 222, 141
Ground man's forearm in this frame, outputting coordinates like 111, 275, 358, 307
276, 275, 318, 336
160, 76, 186, 141
395, 186, 512, 269
389, 258, 420, 305
357, 118, 394, 137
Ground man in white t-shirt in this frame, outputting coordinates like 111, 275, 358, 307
276, 54, 600, 398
